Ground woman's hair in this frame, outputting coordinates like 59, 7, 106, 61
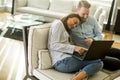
61, 13, 81, 34
61, 13, 81, 27
77, 0, 91, 9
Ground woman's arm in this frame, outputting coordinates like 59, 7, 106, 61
49, 20, 75, 54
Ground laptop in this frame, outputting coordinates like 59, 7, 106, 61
74, 40, 114, 60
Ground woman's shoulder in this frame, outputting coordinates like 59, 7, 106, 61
52, 20, 62, 24
52, 20, 64, 27
51, 19, 65, 32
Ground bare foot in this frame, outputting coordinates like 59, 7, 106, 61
69, 78, 76, 80
70, 71, 87, 80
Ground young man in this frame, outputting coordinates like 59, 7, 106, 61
70, 0, 120, 71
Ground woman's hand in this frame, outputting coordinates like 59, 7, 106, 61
74, 46, 87, 55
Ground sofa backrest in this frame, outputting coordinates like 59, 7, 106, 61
49, 0, 76, 13
28, 23, 51, 75
28, 0, 50, 10
15, 0, 27, 8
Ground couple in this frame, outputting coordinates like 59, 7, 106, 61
48, 0, 120, 80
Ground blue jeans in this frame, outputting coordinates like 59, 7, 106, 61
54, 57, 103, 77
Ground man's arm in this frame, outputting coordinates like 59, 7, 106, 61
93, 18, 103, 40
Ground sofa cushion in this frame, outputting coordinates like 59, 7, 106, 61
33, 69, 110, 80
38, 50, 52, 70
28, 0, 50, 9
16, 0, 27, 7
49, 0, 74, 13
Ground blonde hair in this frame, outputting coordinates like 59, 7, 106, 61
77, 0, 91, 8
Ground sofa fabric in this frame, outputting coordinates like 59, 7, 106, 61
38, 50, 52, 70
16, 0, 27, 7
49, 0, 74, 13
28, 0, 50, 10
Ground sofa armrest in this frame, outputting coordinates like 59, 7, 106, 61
27, 23, 51, 76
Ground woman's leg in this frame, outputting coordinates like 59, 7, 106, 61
53, 57, 83, 73
54, 57, 103, 79
70, 59, 103, 80
80, 59, 103, 77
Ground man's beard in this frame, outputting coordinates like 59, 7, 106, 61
81, 17, 87, 22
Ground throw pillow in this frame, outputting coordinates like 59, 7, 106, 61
38, 50, 52, 70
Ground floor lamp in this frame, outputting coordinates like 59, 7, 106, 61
105, 0, 115, 31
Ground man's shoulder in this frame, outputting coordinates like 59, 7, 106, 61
87, 16, 96, 21
84, 16, 96, 24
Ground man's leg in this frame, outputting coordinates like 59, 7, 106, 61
103, 56, 120, 71
106, 48, 120, 59
103, 48, 120, 71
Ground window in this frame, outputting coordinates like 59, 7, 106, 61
0, 0, 4, 5
0, 0, 12, 6
0, 0, 12, 12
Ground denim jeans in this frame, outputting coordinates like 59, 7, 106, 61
54, 57, 103, 77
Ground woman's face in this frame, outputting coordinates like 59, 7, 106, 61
67, 17, 80, 29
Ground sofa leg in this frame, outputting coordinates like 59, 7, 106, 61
23, 75, 39, 80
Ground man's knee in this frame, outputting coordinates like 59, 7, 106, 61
103, 57, 120, 71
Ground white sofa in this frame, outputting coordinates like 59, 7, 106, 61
24, 23, 120, 80
15, 0, 106, 31
15, 0, 75, 22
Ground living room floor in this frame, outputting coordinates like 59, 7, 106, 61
113, 34, 120, 43
112, 34, 120, 49
0, 37, 25, 80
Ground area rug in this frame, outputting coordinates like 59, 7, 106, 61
3, 27, 23, 41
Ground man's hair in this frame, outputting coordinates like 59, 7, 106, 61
77, 0, 91, 8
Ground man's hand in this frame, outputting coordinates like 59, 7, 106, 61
74, 46, 88, 55
84, 38, 93, 46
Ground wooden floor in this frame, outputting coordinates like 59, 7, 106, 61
103, 31, 120, 49
0, 12, 25, 80
0, 37, 26, 80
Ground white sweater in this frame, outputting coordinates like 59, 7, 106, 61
48, 20, 75, 65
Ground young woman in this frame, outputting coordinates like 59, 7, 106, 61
48, 13, 103, 80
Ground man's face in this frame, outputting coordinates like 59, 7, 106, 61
77, 7, 89, 22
